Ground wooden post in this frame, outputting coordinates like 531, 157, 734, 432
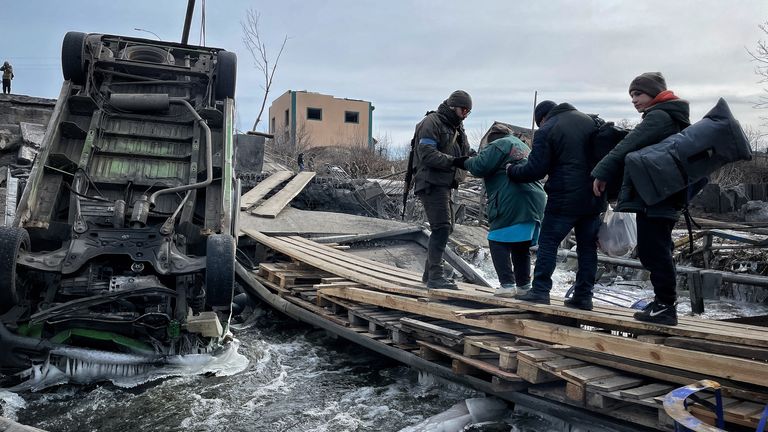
688, 271, 705, 314
702, 233, 713, 269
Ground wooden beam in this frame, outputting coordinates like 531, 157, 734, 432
318, 286, 768, 388
426, 289, 768, 348
239, 170, 294, 209
251, 171, 316, 218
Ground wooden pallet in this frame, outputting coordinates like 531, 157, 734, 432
462, 335, 540, 372
416, 340, 527, 392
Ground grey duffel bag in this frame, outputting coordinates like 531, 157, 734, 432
625, 98, 752, 206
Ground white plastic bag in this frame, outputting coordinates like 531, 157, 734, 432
598, 207, 637, 257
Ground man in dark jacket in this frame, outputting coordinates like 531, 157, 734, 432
506, 101, 606, 310
592, 72, 691, 325
412, 90, 472, 289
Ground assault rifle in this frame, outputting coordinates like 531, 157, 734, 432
401, 137, 415, 220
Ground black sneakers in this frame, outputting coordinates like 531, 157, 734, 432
514, 290, 550, 305
564, 296, 593, 311
633, 301, 678, 326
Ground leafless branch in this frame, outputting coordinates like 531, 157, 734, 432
241, 8, 288, 131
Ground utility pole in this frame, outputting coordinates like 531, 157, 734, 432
530, 90, 538, 134
181, 0, 196, 44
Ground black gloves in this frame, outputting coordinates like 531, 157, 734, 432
452, 156, 469, 169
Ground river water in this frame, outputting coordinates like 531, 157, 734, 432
0, 300, 562, 432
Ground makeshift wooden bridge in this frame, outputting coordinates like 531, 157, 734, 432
238, 229, 768, 431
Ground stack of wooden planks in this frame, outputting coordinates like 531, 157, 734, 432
240, 170, 315, 218
241, 230, 768, 431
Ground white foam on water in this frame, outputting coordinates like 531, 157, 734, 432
0, 389, 27, 421
5, 339, 249, 392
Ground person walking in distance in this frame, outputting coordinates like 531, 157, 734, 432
411, 90, 472, 289
592, 72, 690, 326
297, 152, 305, 172
455, 123, 546, 297
506, 100, 606, 310
1, 61, 13, 94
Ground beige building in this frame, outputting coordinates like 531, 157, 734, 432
268, 90, 374, 150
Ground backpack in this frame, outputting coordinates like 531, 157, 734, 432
588, 115, 630, 200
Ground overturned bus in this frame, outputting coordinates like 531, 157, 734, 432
0, 32, 242, 386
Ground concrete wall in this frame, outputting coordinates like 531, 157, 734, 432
268, 90, 373, 151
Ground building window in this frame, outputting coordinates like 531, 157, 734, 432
271, 117, 275, 133
284, 109, 289, 126
345, 111, 359, 124
307, 107, 322, 121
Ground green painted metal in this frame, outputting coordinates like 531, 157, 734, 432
16, 323, 42, 338
167, 320, 181, 339
50, 328, 155, 353
290, 90, 297, 148
77, 112, 103, 169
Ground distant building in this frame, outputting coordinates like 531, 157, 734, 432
268, 90, 374, 151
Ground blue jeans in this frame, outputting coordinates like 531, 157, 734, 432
532, 212, 601, 297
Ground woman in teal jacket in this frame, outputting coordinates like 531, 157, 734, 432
455, 123, 546, 297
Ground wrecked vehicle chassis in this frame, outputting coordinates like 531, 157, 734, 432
0, 32, 240, 383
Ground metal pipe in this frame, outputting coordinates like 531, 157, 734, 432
181, 0, 196, 45
544, 246, 768, 287
149, 98, 212, 207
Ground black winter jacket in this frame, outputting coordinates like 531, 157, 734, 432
506, 103, 606, 216
412, 103, 469, 193
591, 99, 690, 220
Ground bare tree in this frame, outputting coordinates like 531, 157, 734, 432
747, 21, 768, 124
241, 8, 288, 131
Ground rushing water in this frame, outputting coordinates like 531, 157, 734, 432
0, 300, 565, 432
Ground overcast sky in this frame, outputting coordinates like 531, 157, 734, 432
2, 1, 767, 151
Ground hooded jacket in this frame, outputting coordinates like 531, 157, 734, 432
506, 103, 606, 216
591, 98, 691, 219
412, 102, 469, 193
464, 135, 546, 231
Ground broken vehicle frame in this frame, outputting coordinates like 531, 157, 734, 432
0, 32, 240, 382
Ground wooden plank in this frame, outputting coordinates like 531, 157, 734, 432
315, 287, 768, 388
251, 171, 316, 218
541, 358, 588, 373
637, 335, 668, 344
566, 382, 586, 406
282, 295, 349, 327
562, 366, 618, 384
586, 376, 644, 392
726, 401, 765, 419
240, 170, 294, 209
400, 317, 464, 339
517, 350, 561, 363
517, 359, 560, 384
618, 383, 673, 400
664, 336, 768, 361
453, 308, 523, 318
320, 277, 349, 283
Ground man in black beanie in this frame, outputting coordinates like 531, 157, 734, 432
410, 90, 472, 289
506, 100, 607, 310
